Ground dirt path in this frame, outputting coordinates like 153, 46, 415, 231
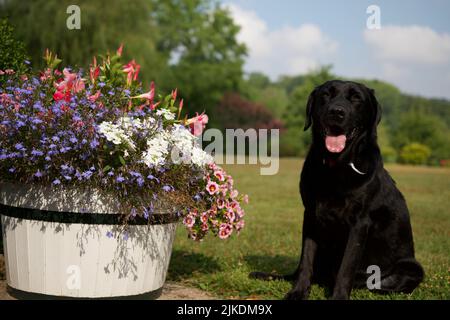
0, 254, 214, 300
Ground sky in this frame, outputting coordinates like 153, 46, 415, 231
220, 0, 450, 99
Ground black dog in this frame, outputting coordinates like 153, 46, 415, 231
250, 80, 424, 299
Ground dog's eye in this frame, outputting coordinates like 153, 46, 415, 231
350, 93, 362, 102
322, 92, 330, 100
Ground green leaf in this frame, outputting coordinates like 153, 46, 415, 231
102, 165, 112, 172
118, 155, 126, 166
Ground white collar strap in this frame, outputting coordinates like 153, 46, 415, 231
349, 162, 366, 175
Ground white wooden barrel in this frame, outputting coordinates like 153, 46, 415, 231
0, 183, 179, 299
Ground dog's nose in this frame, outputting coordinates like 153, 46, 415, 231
328, 105, 346, 121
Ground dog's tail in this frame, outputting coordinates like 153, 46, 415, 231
248, 271, 297, 282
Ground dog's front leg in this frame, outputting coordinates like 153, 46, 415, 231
285, 236, 318, 300
331, 220, 369, 300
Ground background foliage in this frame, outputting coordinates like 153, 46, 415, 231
1, 0, 449, 165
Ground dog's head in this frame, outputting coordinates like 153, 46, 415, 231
304, 80, 381, 154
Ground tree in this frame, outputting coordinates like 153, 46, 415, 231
1, 0, 247, 122
149, 0, 246, 122
281, 66, 335, 156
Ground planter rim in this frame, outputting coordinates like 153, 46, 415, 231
0, 203, 179, 225
0, 182, 181, 225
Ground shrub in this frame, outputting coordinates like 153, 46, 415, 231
399, 143, 431, 165
0, 19, 29, 76
215, 92, 284, 130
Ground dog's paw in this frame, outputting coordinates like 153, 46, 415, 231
284, 288, 309, 300
329, 292, 350, 300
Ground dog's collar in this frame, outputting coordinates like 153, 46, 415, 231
349, 162, 366, 175
323, 158, 367, 175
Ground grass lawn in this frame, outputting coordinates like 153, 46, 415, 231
168, 158, 450, 300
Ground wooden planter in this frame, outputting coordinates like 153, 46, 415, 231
0, 183, 179, 299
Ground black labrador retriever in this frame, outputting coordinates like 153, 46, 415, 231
250, 80, 424, 300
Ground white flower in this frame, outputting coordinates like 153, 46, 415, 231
98, 121, 136, 151
191, 146, 214, 167
156, 108, 175, 121
169, 125, 213, 167
142, 131, 170, 167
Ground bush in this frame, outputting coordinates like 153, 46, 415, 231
215, 92, 284, 130
399, 143, 431, 165
0, 18, 29, 74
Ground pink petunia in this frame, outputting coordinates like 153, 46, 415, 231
201, 223, 209, 232
200, 212, 209, 223
216, 198, 225, 209
214, 170, 225, 182
183, 215, 195, 228
236, 220, 245, 232
218, 223, 233, 239
226, 209, 235, 223
206, 181, 219, 195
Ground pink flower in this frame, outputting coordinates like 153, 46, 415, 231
189, 209, 198, 217
123, 60, 140, 85
183, 215, 195, 228
236, 207, 245, 219
5, 69, 15, 75
201, 212, 209, 223
243, 194, 249, 204
214, 170, 225, 182
226, 209, 235, 223
89, 56, 99, 83
62, 68, 77, 84
186, 112, 208, 136
217, 198, 225, 209
88, 90, 101, 102
236, 220, 245, 232
220, 184, 228, 196
218, 223, 232, 239
132, 82, 155, 101
206, 181, 219, 195
230, 189, 239, 199
171, 88, 177, 101
73, 78, 85, 93
201, 223, 209, 232
117, 43, 124, 57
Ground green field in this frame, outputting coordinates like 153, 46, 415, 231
168, 158, 450, 300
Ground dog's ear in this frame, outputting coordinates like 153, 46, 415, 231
304, 88, 317, 131
368, 88, 382, 135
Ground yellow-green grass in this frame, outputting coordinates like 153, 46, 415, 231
168, 158, 450, 300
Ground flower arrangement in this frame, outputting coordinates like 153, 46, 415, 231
0, 46, 247, 241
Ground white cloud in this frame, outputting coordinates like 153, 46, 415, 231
364, 25, 450, 65
364, 25, 450, 99
227, 4, 338, 79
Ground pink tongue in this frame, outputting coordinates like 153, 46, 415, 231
325, 135, 347, 153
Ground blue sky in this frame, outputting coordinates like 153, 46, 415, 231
220, 0, 450, 99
